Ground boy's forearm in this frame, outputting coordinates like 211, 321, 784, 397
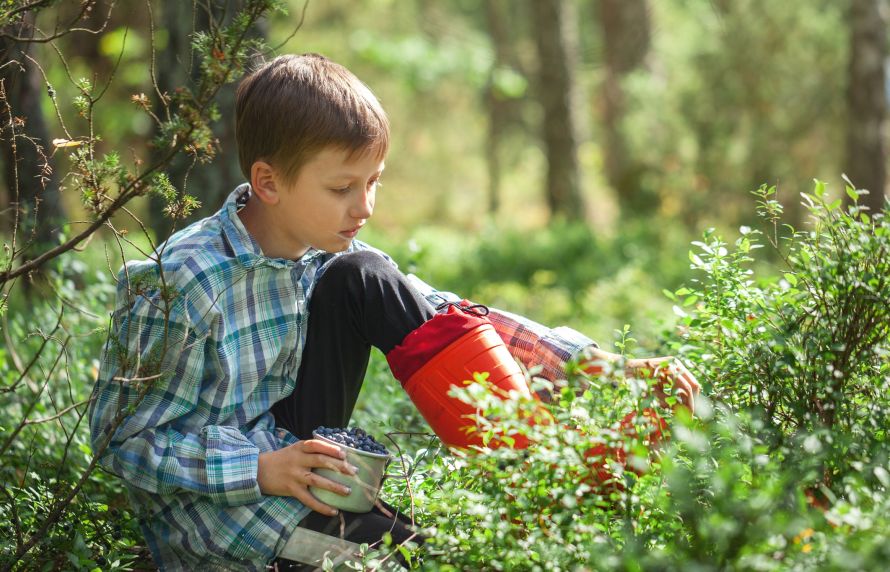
582, 347, 670, 375
583, 347, 622, 363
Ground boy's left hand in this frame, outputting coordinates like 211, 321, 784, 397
624, 356, 701, 412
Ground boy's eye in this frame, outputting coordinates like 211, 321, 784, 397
331, 178, 382, 194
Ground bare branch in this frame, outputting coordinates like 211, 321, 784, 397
24, 397, 93, 426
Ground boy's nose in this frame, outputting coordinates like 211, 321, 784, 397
351, 189, 374, 219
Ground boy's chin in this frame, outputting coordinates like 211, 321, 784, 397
320, 238, 353, 253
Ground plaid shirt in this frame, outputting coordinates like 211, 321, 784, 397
89, 184, 595, 571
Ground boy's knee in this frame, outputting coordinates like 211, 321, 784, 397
315, 251, 401, 300
324, 250, 394, 280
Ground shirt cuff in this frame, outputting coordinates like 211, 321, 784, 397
202, 425, 263, 506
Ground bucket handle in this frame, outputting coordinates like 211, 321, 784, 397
435, 300, 490, 317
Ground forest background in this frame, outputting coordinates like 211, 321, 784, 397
0, 0, 888, 570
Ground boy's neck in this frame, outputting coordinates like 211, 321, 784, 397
237, 194, 309, 261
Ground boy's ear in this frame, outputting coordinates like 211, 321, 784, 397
250, 160, 280, 205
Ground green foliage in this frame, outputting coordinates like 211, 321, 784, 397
346, 188, 890, 570
3, 185, 889, 569
668, 182, 890, 488
362, 217, 691, 349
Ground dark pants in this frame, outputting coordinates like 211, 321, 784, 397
271, 251, 435, 570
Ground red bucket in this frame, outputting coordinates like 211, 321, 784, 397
403, 322, 535, 449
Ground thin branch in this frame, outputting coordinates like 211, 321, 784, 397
0, 305, 64, 394
0, 335, 69, 458
0, 1, 115, 43
266, 0, 310, 55
1, 0, 55, 22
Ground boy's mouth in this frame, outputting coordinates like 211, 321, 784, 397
339, 224, 364, 239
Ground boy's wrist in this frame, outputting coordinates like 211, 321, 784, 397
256, 451, 278, 496
581, 347, 622, 376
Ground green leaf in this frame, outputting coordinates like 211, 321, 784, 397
783, 273, 798, 286
846, 185, 859, 202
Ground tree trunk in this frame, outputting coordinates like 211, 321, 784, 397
845, 0, 888, 212
598, 0, 651, 217
0, 19, 67, 253
532, 0, 585, 221
148, 2, 265, 240
483, 0, 523, 215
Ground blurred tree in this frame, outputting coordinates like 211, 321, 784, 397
624, 0, 846, 229
531, 0, 585, 221
483, 0, 515, 214
0, 14, 68, 252
597, 0, 652, 218
148, 1, 266, 239
845, 0, 887, 212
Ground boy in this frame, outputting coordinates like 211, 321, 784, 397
89, 53, 699, 571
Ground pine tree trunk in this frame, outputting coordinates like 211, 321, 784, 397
598, 0, 651, 217
845, 0, 888, 212
483, 0, 510, 215
532, 0, 585, 221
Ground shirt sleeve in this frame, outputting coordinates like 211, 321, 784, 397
404, 274, 598, 383
88, 266, 263, 507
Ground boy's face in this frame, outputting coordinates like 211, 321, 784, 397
270, 146, 384, 257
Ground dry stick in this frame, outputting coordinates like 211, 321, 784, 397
265, 0, 310, 55
145, 0, 167, 122
0, 0, 115, 43
0, 306, 64, 394
1, 94, 210, 286
0, 189, 141, 285
21, 51, 73, 141
111, 206, 159, 258
0, 334, 69, 458
0, 79, 23, 278
24, 397, 92, 426
369, 531, 421, 572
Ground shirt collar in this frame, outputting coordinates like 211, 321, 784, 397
220, 184, 325, 269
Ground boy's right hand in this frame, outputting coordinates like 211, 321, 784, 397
257, 439, 358, 516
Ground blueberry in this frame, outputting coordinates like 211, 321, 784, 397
314, 425, 388, 454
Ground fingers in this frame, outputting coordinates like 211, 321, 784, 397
299, 438, 346, 459
297, 440, 357, 475
293, 482, 340, 516
670, 360, 701, 412
298, 470, 352, 497
645, 357, 699, 412
672, 359, 701, 393
290, 470, 354, 516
